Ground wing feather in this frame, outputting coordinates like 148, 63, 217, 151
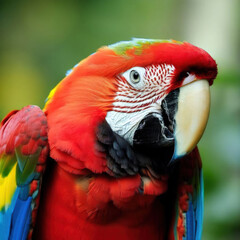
172, 147, 203, 240
0, 105, 48, 240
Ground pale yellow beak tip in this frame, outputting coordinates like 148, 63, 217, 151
172, 80, 210, 160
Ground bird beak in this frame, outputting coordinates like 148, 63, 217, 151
172, 80, 210, 160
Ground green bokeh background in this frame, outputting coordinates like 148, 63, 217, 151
0, 0, 239, 239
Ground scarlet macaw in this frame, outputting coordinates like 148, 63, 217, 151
0, 39, 217, 240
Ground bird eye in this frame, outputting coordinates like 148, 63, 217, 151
130, 70, 140, 83
121, 66, 145, 89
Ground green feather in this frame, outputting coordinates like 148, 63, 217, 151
108, 38, 182, 55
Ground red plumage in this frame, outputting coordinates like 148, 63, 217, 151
44, 41, 217, 175
0, 39, 218, 239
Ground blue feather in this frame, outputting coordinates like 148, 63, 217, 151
65, 69, 73, 76
186, 200, 195, 240
196, 169, 204, 240
0, 188, 20, 240
10, 196, 32, 240
184, 168, 204, 240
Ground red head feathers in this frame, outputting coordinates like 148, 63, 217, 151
44, 38, 217, 174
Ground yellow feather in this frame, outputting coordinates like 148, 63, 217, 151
0, 162, 17, 211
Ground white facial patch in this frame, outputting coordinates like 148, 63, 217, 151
106, 105, 161, 144
105, 64, 175, 144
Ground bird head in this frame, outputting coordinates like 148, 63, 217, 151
44, 38, 217, 175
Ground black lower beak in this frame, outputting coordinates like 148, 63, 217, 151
133, 113, 174, 147
132, 89, 179, 173
132, 79, 211, 173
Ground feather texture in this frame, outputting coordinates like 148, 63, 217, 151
173, 148, 203, 240
0, 106, 48, 239
0, 39, 217, 239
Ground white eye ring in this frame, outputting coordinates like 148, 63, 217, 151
130, 70, 140, 83
122, 67, 145, 89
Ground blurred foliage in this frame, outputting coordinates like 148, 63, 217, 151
0, 0, 239, 239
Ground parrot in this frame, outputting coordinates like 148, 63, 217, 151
0, 38, 217, 240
